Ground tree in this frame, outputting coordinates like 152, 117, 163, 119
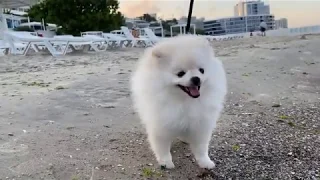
28, 0, 125, 35
172, 18, 178, 24
160, 19, 179, 32
138, 14, 157, 22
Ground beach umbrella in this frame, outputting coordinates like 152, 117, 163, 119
185, 0, 194, 33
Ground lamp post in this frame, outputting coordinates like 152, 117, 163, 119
185, 0, 194, 33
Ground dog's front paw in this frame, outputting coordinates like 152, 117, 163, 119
197, 158, 215, 169
159, 160, 175, 169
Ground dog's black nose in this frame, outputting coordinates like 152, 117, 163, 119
190, 76, 201, 86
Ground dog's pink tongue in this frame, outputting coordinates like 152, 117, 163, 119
188, 87, 200, 96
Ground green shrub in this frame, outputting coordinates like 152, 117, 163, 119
55, 28, 64, 35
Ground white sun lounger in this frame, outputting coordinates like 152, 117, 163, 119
4, 32, 46, 54
143, 28, 162, 45
103, 33, 133, 48
5, 31, 107, 56
0, 40, 10, 55
5, 31, 63, 56
81, 31, 132, 49
53, 35, 107, 53
81, 31, 118, 48
120, 26, 152, 47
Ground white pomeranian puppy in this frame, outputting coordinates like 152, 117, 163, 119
130, 35, 227, 169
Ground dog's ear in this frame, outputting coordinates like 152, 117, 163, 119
151, 47, 165, 59
149, 46, 170, 68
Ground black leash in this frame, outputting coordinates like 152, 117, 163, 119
185, 0, 194, 34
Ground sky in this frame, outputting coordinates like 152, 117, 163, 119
118, 0, 320, 28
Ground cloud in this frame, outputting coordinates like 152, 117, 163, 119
119, 0, 160, 18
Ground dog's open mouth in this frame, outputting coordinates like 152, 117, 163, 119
177, 85, 200, 98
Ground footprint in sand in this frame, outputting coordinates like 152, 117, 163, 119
247, 93, 273, 103
0, 140, 28, 155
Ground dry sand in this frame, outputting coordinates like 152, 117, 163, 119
0, 35, 319, 180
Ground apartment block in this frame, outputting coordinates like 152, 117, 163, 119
234, 0, 270, 16
275, 18, 288, 29
204, 14, 275, 36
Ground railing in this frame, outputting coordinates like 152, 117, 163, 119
261, 25, 320, 36
205, 25, 320, 40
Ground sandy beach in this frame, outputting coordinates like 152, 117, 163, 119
0, 35, 319, 179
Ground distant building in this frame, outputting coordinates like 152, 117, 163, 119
4, 6, 30, 17
4, 0, 40, 13
178, 16, 205, 30
275, 18, 288, 29
234, 0, 270, 16
204, 0, 274, 36
2, 6, 30, 29
204, 14, 275, 36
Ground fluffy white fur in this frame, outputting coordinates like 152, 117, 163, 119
130, 35, 227, 169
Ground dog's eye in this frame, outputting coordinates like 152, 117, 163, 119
177, 71, 186, 77
199, 68, 204, 74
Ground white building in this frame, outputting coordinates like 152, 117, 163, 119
234, 0, 270, 16
204, 0, 275, 36
204, 14, 275, 36
2, 14, 28, 29
2, 6, 30, 29
7, 6, 30, 15
178, 16, 205, 30
275, 18, 288, 29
